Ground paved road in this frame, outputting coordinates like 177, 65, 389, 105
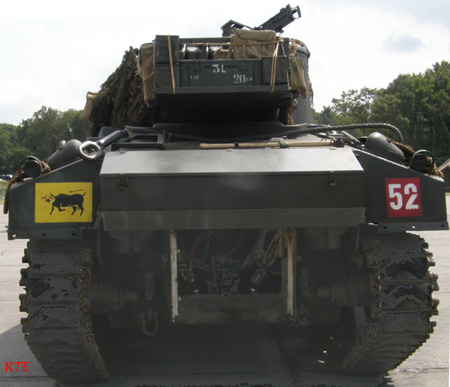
0, 198, 449, 387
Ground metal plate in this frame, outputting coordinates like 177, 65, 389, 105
100, 147, 363, 176
100, 147, 365, 230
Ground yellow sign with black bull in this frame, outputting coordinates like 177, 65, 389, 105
35, 182, 93, 223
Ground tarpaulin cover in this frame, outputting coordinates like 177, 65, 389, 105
139, 43, 156, 107
230, 29, 277, 59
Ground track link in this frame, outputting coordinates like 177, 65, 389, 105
19, 240, 108, 384
336, 230, 438, 376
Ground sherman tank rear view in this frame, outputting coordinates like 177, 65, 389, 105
4, 5, 448, 385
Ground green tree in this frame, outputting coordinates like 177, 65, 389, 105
331, 87, 378, 125
371, 92, 409, 129
423, 61, 450, 164
0, 107, 91, 173
61, 109, 91, 142
324, 61, 450, 163
21, 106, 68, 159
19, 106, 91, 161
0, 124, 17, 173
313, 106, 339, 125
372, 61, 450, 163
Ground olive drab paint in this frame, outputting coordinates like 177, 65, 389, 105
5, 5, 448, 385
35, 182, 93, 223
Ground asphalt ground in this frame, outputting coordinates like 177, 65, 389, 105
0, 197, 449, 387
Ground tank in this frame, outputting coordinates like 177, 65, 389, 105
5, 5, 448, 384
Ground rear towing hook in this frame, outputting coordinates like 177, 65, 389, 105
141, 310, 159, 337
78, 129, 128, 161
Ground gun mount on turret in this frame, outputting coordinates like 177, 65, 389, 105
221, 4, 301, 36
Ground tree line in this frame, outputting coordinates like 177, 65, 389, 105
0, 60, 449, 174
0, 107, 91, 174
313, 60, 450, 165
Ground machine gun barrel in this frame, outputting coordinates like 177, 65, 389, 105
221, 4, 301, 36
257, 5, 301, 33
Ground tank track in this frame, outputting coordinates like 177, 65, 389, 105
19, 240, 109, 384
335, 230, 439, 376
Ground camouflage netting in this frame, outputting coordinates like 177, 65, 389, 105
86, 39, 308, 134
392, 140, 444, 177
86, 48, 153, 136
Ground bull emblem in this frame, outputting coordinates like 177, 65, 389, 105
41, 191, 86, 216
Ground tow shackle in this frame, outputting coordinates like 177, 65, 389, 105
78, 129, 128, 161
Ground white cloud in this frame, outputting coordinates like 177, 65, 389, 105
296, 1, 450, 109
384, 34, 423, 53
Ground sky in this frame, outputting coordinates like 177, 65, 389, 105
1, 0, 449, 125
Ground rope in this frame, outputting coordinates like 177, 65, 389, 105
392, 140, 443, 177
226, 38, 284, 47
167, 35, 176, 95
142, 71, 154, 82
270, 41, 280, 93
3, 160, 50, 215
3, 172, 20, 215
184, 40, 283, 47
225, 36, 284, 59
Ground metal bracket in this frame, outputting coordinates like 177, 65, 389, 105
328, 171, 336, 187
117, 174, 128, 190
286, 232, 296, 319
170, 230, 179, 321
